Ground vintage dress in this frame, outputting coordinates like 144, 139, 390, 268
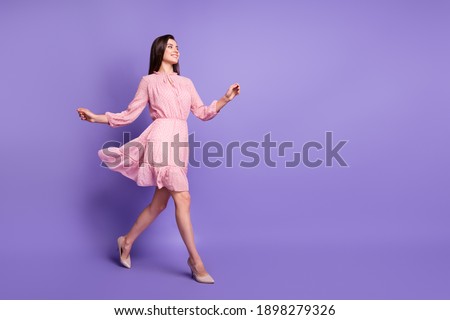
97, 71, 219, 191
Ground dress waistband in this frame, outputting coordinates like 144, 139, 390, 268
153, 117, 186, 122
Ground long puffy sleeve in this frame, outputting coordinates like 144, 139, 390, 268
188, 79, 220, 121
105, 76, 149, 127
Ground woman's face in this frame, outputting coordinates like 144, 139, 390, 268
162, 39, 179, 65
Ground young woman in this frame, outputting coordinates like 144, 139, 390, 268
76, 34, 240, 284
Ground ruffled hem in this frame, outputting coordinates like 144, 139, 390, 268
98, 147, 189, 191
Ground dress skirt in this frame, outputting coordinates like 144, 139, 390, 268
98, 118, 190, 191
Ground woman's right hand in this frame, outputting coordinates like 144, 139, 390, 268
77, 107, 96, 123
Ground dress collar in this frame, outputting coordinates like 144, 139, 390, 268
153, 71, 178, 85
153, 71, 178, 75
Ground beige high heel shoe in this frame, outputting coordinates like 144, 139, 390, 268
117, 236, 131, 269
187, 258, 214, 284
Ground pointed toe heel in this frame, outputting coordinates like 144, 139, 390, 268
187, 258, 214, 284
117, 236, 131, 269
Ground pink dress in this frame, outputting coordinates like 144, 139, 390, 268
97, 71, 220, 191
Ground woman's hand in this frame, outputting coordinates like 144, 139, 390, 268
224, 83, 240, 102
77, 107, 97, 123
216, 83, 241, 111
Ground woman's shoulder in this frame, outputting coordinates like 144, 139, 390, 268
177, 74, 193, 84
142, 74, 159, 84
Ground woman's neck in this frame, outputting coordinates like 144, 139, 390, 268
158, 62, 174, 74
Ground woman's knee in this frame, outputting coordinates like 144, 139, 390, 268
155, 200, 168, 213
150, 188, 170, 212
174, 191, 191, 206
147, 200, 167, 214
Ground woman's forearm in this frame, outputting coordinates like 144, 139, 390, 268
216, 96, 231, 112
93, 114, 109, 125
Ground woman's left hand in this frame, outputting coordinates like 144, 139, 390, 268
224, 83, 240, 102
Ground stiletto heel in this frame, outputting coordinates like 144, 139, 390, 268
117, 236, 131, 269
187, 258, 214, 284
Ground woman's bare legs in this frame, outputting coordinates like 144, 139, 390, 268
120, 186, 171, 260
170, 190, 209, 276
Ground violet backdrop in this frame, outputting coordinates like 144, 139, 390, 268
0, 0, 449, 299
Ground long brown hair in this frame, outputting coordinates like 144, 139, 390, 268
148, 34, 180, 75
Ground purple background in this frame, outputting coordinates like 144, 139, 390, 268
1, 0, 449, 299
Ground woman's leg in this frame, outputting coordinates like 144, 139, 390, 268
170, 190, 209, 276
120, 186, 171, 260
